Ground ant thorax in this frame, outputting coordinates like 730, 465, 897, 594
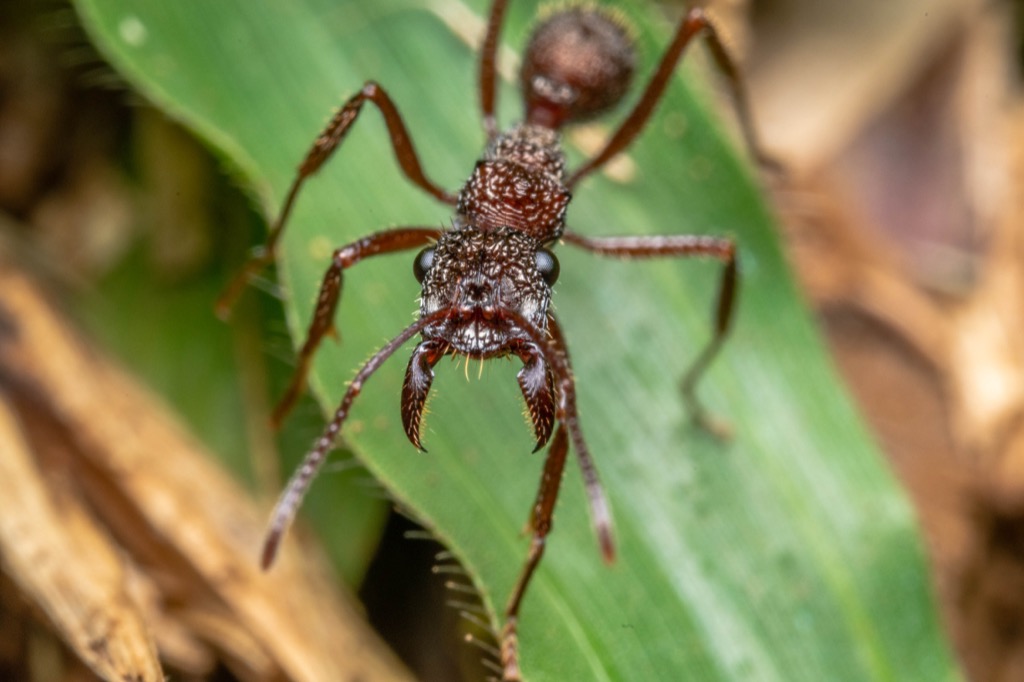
416, 225, 557, 358
456, 123, 570, 243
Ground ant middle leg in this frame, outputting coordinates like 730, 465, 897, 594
217, 82, 458, 317
272, 227, 442, 428
563, 230, 737, 436
567, 7, 775, 189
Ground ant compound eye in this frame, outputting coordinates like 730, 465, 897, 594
535, 248, 559, 286
413, 247, 435, 283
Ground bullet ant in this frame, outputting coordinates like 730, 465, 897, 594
219, 1, 773, 679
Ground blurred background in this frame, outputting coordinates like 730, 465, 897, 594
0, 0, 1021, 679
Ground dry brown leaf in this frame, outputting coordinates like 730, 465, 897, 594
0, 252, 413, 681
750, 0, 986, 172
0, 397, 164, 681
946, 96, 1024, 471
744, 0, 1024, 678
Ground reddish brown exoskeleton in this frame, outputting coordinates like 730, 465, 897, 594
220, 2, 773, 679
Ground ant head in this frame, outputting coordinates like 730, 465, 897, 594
521, 6, 636, 129
414, 227, 558, 355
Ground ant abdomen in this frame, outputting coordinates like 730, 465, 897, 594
521, 6, 636, 129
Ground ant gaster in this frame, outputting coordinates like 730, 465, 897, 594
219, 2, 773, 679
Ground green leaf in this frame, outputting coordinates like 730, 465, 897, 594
73, 0, 961, 679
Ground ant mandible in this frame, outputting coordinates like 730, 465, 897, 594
220, 1, 773, 679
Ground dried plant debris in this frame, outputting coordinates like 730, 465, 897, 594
0, 254, 413, 681
0, 396, 163, 681
749, 0, 1024, 679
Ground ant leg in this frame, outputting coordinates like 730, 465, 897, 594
567, 7, 776, 189
544, 313, 614, 562
272, 227, 442, 429
682, 247, 737, 437
501, 423, 568, 682
261, 309, 447, 569
516, 317, 576, 533
500, 314, 614, 680
216, 82, 458, 318
479, 0, 511, 139
563, 230, 737, 436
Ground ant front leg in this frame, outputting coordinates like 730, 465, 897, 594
273, 227, 442, 428
500, 314, 614, 681
501, 423, 568, 682
563, 230, 737, 436
567, 7, 777, 189
216, 82, 458, 317
261, 310, 448, 568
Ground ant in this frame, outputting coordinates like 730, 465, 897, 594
220, 1, 773, 679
